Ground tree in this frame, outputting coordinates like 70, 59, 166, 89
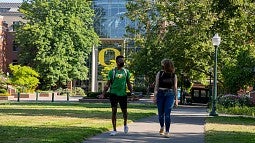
16, 0, 99, 89
126, 0, 255, 94
211, 0, 255, 93
9, 64, 39, 92
126, 0, 216, 84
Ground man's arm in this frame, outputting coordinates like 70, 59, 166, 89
98, 80, 111, 99
127, 78, 133, 94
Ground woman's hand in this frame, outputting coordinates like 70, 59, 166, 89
174, 99, 178, 107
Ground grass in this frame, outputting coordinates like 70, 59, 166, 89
0, 102, 157, 143
205, 116, 255, 143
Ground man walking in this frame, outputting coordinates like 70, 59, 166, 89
99, 55, 133, 136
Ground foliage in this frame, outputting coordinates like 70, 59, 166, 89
218, 94, 253, 108
133, 86, 147, 95
0, 71, 9, 89
0, 89, 7, 94
9, 64, 40, 92
126, 0, 217, 84
211, 1, 255, 93
101, 60, 116, 80
16, 0, 100, 90
72, 87, 86, 96
126, 0, 255, 93
221, 46, 255, 93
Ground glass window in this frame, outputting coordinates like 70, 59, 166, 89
12, 41, 19, 52
12, 60, 18, 65
93, 0, 134, 38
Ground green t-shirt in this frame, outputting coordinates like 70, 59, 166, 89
108, 68, 130, 96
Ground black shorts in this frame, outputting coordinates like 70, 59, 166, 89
109, 93, 127, 109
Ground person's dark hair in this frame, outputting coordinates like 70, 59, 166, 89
161, 59, 175, 73
116, 55, 124, 61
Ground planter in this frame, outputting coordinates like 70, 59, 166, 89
12, 93, 29, 98
0, 96, 8, 100
39, 93, 50, 97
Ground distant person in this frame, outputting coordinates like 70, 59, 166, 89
153, 59, 178, 138
98, 55, 133, 136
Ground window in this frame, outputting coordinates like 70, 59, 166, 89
0, 8, 10, 13
12, 60, 18, 65
12, 21, 20, 31
13, 41, 19, 52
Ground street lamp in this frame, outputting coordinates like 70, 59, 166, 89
209, 68, 213, 102
210, 33, 221, 116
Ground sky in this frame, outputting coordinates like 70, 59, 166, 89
0, 0, 22, 2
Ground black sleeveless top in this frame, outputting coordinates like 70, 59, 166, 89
158, 71, 175, 89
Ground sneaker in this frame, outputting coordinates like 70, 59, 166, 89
110, 131, 117, 136
124, 126, 129, 134
164, 132, 170, 138
159, 128, 164, 135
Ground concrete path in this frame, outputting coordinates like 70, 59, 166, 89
84, 105, 208, 143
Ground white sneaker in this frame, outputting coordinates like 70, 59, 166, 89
124, 126, 129, 134
110, 131, 117, 136
164, 132, 170, 138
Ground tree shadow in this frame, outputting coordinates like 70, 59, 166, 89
206, 116, 255, 126
206, 130, 255, 143
0, 108, 155, 121
0, 125, 108, 143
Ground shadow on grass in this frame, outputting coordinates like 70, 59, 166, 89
0, 102, 157, 110
206, 130, 255, 143
0, 125, 108, 143
207, 116, 255, 126
0, 106, 156, 122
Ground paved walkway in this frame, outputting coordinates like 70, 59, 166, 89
84, 104, 208, 143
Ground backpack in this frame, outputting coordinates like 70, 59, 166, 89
110, 68, 128, 84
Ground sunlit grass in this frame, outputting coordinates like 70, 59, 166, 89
0, 102, 157, 143
205, 116, 255, 143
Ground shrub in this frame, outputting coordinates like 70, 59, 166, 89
218, 94, 252, 108
84, 92, 133, 99
0, 89, 7, 94
0, 93, 10, 96
72, 87, 86, 96
133, 86, 147, 94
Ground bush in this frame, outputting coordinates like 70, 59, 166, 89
218, 94, 252, 108
84, 92, 133, 99
133, 86, 147, 94
0, 89, 7, 94
0, 93, 10, 96
86, 92, 102, 99
72, 87, 86, 96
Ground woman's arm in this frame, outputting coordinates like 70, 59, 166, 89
174, 74, 178, 106
154, 71, 160, 97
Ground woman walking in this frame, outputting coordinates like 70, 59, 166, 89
153, 59, 178, 138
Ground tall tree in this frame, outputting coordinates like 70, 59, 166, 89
126, 0, 255, 94
126, 0, 216, 84
16, 0, 99, 89
211, 0, 255, 93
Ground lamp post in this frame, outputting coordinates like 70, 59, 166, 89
6, 72, 9, 90
209, 68, 213, 102
209, 33, 221, 116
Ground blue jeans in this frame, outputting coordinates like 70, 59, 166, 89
156, 89, 175, 132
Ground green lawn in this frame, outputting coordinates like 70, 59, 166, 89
205, 116, 255, 143
0, 102, 157, 143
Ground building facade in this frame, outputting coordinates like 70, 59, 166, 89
0, 3, 23, 73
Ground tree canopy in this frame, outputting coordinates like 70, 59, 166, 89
16, 0, 99, 89
126, 0, 255, 93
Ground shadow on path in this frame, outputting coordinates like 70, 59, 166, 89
84, 105, 207, 143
